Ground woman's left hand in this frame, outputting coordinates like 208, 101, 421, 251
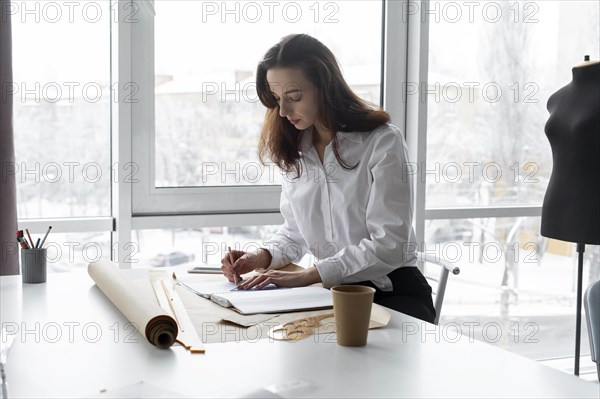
237, 267, 321, 290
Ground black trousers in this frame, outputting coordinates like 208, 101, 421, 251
352, 266, 436, 324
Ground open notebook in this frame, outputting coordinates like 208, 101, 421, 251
180, 280, 333, 315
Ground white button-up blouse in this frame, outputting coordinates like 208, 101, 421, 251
264, 123, 418, 291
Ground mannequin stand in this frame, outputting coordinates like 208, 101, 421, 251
574, 243, 584, 376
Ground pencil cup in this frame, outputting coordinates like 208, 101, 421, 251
21, 248, 47, 284
331, 285, 375, 347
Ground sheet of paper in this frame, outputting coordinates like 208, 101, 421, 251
267, 304, 391, 341
187, 264, 223, 274
174, 283, 389, 344
180, 280, 238, 298
91, 380, 187, 398
223, 379, 317, 398
220, 313, 276, 327
173, 284, 280, 343
222, 388, 282, 398
214, 286, 333, 315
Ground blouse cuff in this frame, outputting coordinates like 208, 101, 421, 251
262, 246, 289, 270
315, 258, 343, 288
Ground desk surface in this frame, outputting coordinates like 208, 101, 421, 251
1, 268, 598, 398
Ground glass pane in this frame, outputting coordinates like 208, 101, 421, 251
132, 225, 316, 269
424, 217, 599, 361
426, 1, 600, 207
40, 231, 112, 272
12, 0, 111, 218
154, 0, 383, 187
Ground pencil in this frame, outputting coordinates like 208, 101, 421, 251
39, 226, 52, 248
16, 232, 23, 249
17, 232, 30, 249
228, 246, 238, 285
25, 229, 34, 248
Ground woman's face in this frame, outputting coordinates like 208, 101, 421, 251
266, 67, 320, 131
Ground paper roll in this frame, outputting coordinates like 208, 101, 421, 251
88, 260, 178, 349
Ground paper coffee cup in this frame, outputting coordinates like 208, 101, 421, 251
331, 285, 375, 346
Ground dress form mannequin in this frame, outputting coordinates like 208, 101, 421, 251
542, 57, 600, 243
541, 56, 600, 376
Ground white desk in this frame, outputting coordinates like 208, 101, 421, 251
1, 268, 598, 398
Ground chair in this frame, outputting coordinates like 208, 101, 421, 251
583, 279, 600, 381
416, 251, 461, 325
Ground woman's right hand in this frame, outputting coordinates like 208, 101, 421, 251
221, 248, 272, 283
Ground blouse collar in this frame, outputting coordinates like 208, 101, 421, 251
299, 127, 365, 154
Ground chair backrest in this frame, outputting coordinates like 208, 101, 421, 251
416, 251, 461, 325
583, 279, 600, 380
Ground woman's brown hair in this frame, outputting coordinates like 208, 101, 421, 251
256, 34, 390, 178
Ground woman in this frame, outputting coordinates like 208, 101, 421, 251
221, 34, 435, 323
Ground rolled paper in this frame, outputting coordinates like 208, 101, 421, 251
88, 260, 178, 349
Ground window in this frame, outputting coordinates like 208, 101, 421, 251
11, 1, 390, 268
132, 224, 319, 269
131, 0, 384, 214
423, 0, 600, 362
424, 217, 598, 361
426, 0, 599, 208
44, 231, 113, 271
12, 0, 111, 219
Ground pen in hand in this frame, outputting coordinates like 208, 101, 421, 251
228, 246, 239, 285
